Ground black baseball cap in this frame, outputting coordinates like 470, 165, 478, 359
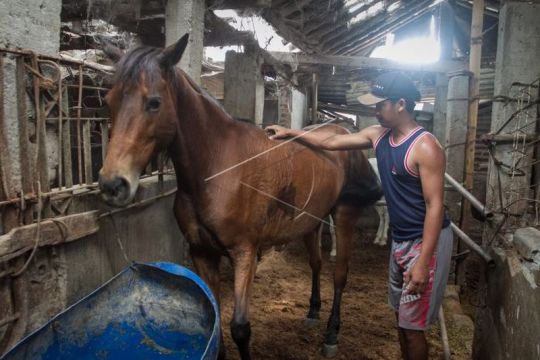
357, 72, 421, 106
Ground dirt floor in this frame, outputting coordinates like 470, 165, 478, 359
217, 228, 470, 360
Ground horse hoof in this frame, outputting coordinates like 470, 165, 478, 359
322, 343, 338, 358
303, 318, 319, 328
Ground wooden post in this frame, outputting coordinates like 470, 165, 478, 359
62, 88, 73, 188
83, 119, 93, 184
76, 65, 83, 185
461, 0, 484, 226
15, 58, 33, 201
311, 73, 319, 123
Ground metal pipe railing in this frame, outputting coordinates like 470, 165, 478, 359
445, 172, 492, 220
450, 222, 494, 266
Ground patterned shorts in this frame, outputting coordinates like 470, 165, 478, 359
388, 226, 453, 330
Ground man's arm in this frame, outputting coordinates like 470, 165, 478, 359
405, 135, 446, 294
265, 124, 383, 151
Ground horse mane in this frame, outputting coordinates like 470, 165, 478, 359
114, 44, 267, 132
113, 46, 164, 85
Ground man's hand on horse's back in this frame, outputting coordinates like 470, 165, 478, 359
265, 125, 291, 140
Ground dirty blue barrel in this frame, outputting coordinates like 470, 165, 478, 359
2, 262, 220, 360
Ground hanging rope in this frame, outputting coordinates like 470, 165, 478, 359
11, 182, 43, 277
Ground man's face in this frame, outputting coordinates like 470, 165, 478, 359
375, 99, 405, 128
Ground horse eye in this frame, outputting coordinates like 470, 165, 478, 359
146, 97, 161, 112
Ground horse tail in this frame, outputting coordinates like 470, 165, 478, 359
337, 150, 383, 207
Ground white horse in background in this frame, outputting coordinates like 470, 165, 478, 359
369, 158, 389, 246
327, 158, 389, 258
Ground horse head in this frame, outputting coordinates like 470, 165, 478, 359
98, 34, 189, 207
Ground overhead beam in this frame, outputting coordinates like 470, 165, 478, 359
207, 0, 272, 10
269, 52, 467, 73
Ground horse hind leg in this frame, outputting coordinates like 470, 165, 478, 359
323, 205, 361, 358
303, 230, 322, 327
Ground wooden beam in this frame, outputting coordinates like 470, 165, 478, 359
330, 0, 434, 55
262, 8, 321, 53
268, 52, 467, 73
0, 211, 100, 263
207, 0, 272, 10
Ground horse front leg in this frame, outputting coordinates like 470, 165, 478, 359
173, 193, 226, 359
303, 230, 322, 324
229, 244, 257, 360
190, 248, 225, 359
323, 205, 360, 358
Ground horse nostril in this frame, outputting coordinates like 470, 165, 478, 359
99, 176, 130, 199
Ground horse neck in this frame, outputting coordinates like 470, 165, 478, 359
168, 70, 242, 192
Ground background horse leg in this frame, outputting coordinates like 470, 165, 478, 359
303, 230, 322, 325
374, 205, 385, 245
229, 245, 257, 360
328, 215, 337, 260
381, 206, 389, 245
323, 205, 360, 358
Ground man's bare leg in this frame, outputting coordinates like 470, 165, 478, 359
395, 312, 409, 360
402, 328, 428, 359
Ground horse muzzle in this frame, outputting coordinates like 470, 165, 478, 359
98, 174, 134, 207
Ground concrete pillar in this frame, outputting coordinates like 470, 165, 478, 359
0, 0, 61, 191
444, 71, 471, 221
485, 1, 540, 227
224, 50, 265, 126
433, 74, 449, 143
277, 82, 292, 128
165, 0, 205, 84
290, 88, 307, 129
0, 0, 61, 350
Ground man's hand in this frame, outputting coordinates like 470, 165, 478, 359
404, 262, 429, 295
265, 125, 291, 140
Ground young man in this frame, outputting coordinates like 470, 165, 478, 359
266, 72, 453, 360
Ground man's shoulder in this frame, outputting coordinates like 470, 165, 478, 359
414, 131, 445, 165
362, 125, 388, 139
416, 131, 443, 151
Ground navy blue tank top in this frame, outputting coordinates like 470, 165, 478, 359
374, 126, 450, 242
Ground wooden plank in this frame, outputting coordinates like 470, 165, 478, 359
0, 211, 100, 262
268, 52, 466, 73
0, 48, 113, 74
30, 56, 50, 194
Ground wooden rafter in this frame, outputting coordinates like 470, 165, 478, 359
269, 52, 466, 73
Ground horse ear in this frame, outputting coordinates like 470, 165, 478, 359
158, 33, 189, 69
101, 39, 124, 63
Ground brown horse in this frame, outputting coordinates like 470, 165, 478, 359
98, 34, 382, 359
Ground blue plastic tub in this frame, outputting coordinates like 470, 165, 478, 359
2, 262, 220, 360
